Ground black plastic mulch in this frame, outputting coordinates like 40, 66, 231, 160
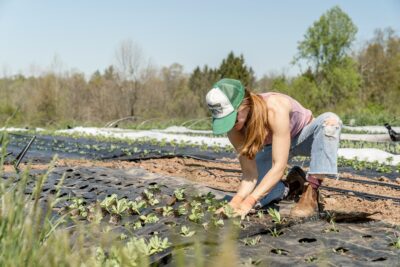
2, 166, 399, 266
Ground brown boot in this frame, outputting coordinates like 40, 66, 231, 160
290, 182, 318, 218
284, 166, 306, 201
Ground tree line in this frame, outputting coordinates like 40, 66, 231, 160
1, 6, 399, 127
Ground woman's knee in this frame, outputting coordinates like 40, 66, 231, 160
317, 112, 342, 138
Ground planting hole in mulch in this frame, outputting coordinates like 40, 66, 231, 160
298, 237, 317, 243
270, 248, 289, 256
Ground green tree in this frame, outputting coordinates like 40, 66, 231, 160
218, 52, 255, 88
293, 6, 361, 111
188, 65, 219, 115
294, 6, 357, 78
357, 28, 400, 118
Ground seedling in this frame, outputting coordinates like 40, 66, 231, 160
177, 204, 188, 216
222, 204, 235, 218
87, 202, 103, 223
242, 258, 262, 266
190, 200, 202, 210
180, 226, 195, 237
129, 200, 147, 215
390, 233, 400, 249
257, 211, 264, 219
305, 256, 317, 263
132, 221, 143, 230
174, 188, 185, 201
68, 198, 88, 218
162, 206, 174, 217
142, 189, 160, 206
188, 209, 204, 223
269, 228, 283, 237
271, 248, 289, 256
241, 235, 261, 246
267, 208, 281, 224
100, 194, 118, 213
324, 213, 339, 233
148, 184, 161, 193
111, 198, 129, 216
139, 213, 159, 224
146, 236, 171, 255
211, 217, 224, 227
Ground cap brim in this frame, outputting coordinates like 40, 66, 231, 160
212, 111, 237, 135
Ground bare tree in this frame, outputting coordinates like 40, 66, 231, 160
114, 39, 144, 117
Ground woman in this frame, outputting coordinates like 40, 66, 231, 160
206, 78, 342, 218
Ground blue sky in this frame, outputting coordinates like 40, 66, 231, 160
1, 0, 399, 78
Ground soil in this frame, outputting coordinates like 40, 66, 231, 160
3, 157, 400, 225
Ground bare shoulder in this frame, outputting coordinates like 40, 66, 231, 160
227, 128, 244, 151
265, 94, 291, 113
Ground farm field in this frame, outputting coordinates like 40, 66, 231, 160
2, 128, 400, 266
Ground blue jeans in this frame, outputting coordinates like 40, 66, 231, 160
256, 112, 342, 207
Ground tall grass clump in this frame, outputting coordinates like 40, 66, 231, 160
0, 132, 148, 266
0, 132, 243, 267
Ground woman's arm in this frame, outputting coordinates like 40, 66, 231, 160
248, 96, 291, 201
226, 129, 258, 204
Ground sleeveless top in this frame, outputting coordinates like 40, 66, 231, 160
245, 92, 313, 145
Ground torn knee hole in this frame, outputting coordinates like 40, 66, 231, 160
323, 117, 340, 137
323, 117, 339, 126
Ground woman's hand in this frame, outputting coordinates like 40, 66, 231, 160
235, 195, 257, 219
215, 195, 244, 215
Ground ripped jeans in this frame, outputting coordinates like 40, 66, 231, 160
255, 112, 342, 207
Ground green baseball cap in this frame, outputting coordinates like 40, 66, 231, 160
205, 78, 245, 134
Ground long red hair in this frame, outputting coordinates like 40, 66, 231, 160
239, 89, 269, 160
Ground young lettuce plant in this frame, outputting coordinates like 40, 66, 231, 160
146, 235, 171, 255
211, 217, 224, 227
139, 213, 159, 224
148, 184, 161, 193
162, 206, 174, 217
173, 188, 185, 201
86, 202, 103, 223
129, 200, 147, 215
68, 197, 88, 218
100, 194, 118, 213
180, 225, 196, 237
132, 221, 143, 230
110, 198, 129, 224
222, 204, 235, 218
176, 204, 188, 216
142, 189, 160, 206
188, 208, 204, 223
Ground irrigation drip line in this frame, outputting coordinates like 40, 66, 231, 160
320, 185, 400, 203
181, 160, 400, 191
325, 176, 400, 190
111, 153, 236, 164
